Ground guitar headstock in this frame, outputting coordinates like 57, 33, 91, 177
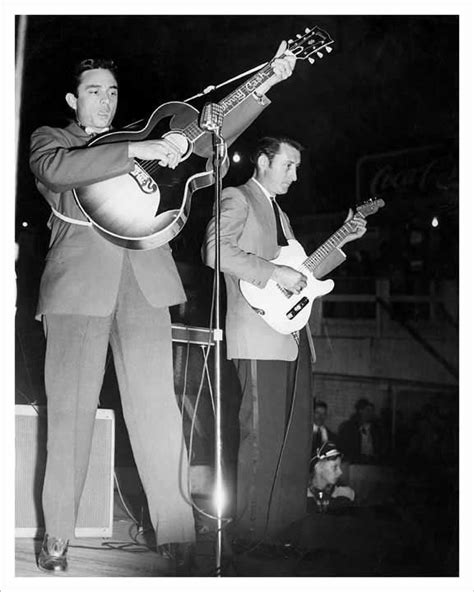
355, 197, 386, 218
287, 26, 334, 64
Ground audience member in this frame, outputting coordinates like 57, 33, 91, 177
338, 398, 388, 464
309, 442, 355, 512
310, 400, 337, 471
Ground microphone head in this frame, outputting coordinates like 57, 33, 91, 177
200, 102, 224, 132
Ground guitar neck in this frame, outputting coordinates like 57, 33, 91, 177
182, 62, 275, 144
303, 215, 362, 273
219, 62, 274, 115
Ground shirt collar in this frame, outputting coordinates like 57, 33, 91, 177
251, 176, 275, 202
76, 120, 110, 137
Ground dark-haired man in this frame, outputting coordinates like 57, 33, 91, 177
203, 137, 366, 546
29, 48, 296, 575
311, 400, 338, 471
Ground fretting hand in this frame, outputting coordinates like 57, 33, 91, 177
254, 41, 297, 96
128, 138, 182, 169
340, 209, 367, 245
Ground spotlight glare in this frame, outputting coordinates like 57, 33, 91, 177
22, 221, 28, 228
213, 482, 228, 516
431, 216, 439, 228
232, 152, 241, 163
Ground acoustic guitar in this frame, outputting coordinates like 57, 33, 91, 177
73, 26, 334, 250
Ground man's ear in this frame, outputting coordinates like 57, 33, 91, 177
65, 92, 77, 112
257, 153, 269, 171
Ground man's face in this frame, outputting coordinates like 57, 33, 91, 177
360, 404, 375, 424
313, 405, 327, 427
259, 143, 301, 196
319, 457, 343, 486
66, 68, 118, 131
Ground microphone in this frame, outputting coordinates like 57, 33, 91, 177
199, 102, 224, 133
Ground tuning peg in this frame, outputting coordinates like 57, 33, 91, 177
296, 34, 302, 38
317, 51, 324, 58
308, 57, 315, 65
288, 38, 294, 43
305, 28, 311, 33
326, 46, 333, 53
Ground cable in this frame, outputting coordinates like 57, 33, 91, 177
178, 270, 235, 528
113, 471, 140, 526
15, 387, 40, 411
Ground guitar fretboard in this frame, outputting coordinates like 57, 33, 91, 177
301, 218, 360, 274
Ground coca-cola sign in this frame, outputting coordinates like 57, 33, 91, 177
356, 144, 458, 202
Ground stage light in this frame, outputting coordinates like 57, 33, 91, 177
431, 216, 439, 228
232, 152, 241, 163
21, 221, 28, 228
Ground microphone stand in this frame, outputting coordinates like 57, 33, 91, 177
210, 125, 227, 577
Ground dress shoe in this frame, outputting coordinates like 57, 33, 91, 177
156, 542, 195, 576
37, 534, 69, 573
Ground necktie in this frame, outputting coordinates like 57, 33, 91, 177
313, 427, 323, 451
271, 198, 288, 247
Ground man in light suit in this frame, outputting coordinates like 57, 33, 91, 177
29, 48, 295, 575
203, 136, 366, 547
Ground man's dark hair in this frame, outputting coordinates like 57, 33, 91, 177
313, 400, 328, 411
250, 136, 304, 166
355, 398, 372, 413
70, 58, 118, 96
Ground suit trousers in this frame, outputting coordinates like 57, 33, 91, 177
232, 331, 313, 543
41, 255, 195, 545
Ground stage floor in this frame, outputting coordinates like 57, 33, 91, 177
15, 487, 458, 578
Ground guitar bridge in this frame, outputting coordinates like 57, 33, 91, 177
286, 297, 309, 320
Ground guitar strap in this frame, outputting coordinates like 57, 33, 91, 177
305, 324, 317, 363
293, 326, 316, 363
50, 206, 92, 227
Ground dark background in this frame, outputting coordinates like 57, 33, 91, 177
16, 14, 458, 241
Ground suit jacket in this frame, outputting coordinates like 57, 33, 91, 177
202, 179, 346, 361
30, 95, 268, 319
337, 417, 387, 463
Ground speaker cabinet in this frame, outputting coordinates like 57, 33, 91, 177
15, 405, 115, 538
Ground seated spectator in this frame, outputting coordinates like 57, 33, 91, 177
309, 442, 355, 511
310, 400, 337, 471
338, 398, 388, 464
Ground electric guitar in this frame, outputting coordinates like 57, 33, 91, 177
239, 199, 385, 334
73, 26, 334, 250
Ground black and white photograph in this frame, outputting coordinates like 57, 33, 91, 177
3, 3, 471, 588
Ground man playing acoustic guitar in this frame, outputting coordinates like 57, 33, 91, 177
29, 44, 295, 575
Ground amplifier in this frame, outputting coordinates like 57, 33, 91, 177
15, 405, 115, 538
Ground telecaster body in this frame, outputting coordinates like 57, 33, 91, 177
239, 241, 334, 334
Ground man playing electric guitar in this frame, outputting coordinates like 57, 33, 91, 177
202, 136, 366, 548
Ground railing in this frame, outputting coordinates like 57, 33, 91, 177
312, 277, 458, 338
